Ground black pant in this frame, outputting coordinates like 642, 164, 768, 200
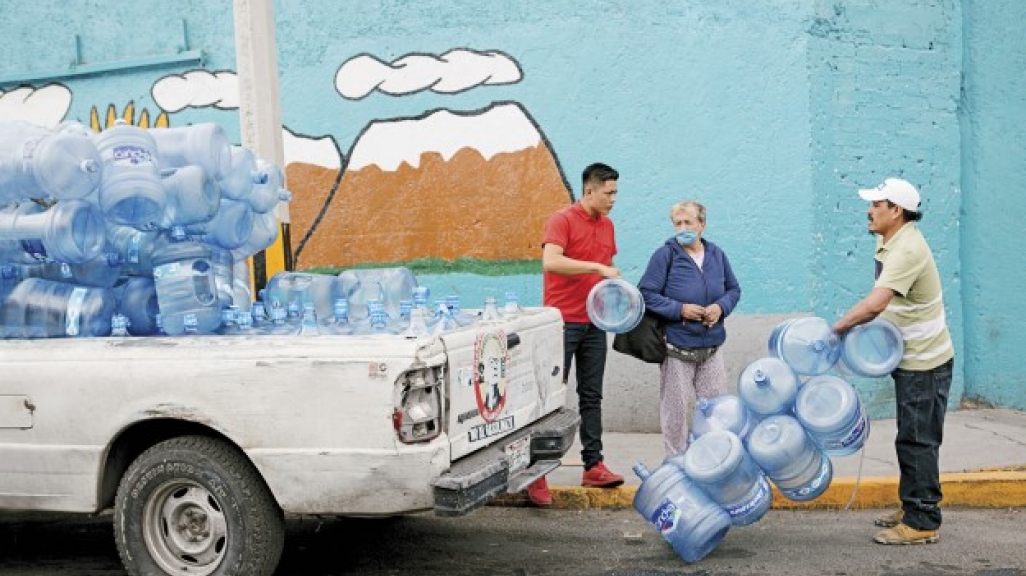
893, 358, 953, 531
564, 322, 608, 469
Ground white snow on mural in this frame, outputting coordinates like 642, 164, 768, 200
346, 103, 540, 172
284, 127, 341, 169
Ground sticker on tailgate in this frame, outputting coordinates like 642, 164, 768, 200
473, 330, 509, 423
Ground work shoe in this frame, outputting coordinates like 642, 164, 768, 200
581, 461, 624, 488
873, 523, 939, 545
527, 477, 552, 507
874, 509, 904, 528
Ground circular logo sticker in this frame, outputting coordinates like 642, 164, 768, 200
474, 330, 509, 422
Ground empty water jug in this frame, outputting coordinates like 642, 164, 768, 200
219, 145, 267, 201
94, 121, 165, 229
263, 271, 348, 321
209, 248, 234, 309
187, 198, 254, 251
148, 124, 232, 180
445, 294, 478, 326
0, 121, 102, 202
106, 225, 164, 277
747, 414, 833, 502
632, 461, 732, 563
159, 165, 220, 229
794, 374, 870, 457
248, 159, 292, 213
0, 265, 19, 304
231, 210, 279, 261
737, 357, 800, 417
0, 277, 115, 338
767, 316, 841, 376
338, 267, 416, 320
838, 318, 904, 377
20, 252, 123, 288
113, 276, 160, 336
691, 394, 757, 443
151, 229, 221, 335
321, 298, 355, 335
682, 430, 772, 526
586, 278, 644, 333
231, 258, 253, 313
0, 200, 105, 264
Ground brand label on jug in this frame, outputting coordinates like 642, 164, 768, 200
650, 499, 681, 536
109, 145, 156, 167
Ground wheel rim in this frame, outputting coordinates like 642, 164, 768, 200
143, 479, 229, 576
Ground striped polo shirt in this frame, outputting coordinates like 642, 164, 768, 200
874, 222, 954, 371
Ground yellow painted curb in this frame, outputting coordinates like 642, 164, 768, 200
491, 471, 1026, 510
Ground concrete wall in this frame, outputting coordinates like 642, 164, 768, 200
1, 0, 1023, 428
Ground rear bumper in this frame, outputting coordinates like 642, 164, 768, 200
431, 408, 580, 516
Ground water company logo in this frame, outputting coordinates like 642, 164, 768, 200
473, 329, 509, 423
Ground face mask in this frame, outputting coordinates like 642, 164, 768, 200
674, 229, 697, 246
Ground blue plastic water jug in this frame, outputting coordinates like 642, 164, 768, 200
186, 198, 254, 251
231, 210, 279, 261
248, 159, 292, 213
586, 278, 644, 333
794, 374, 870, 457
747, 414, 833, 502
159, 165, 220, 229
338, 267, 416, 320
151, 229, 221, 335
682, 430, 772, 526
838, 318, 904, 378
502, 291, 525, 318
0, 277, 115, 338
480, 294, 504, 322
148, 124, 232, 181
320, 298, 355, 335
0, 200, 105, 264
737, 357, 800, 417
0, 265, 19, 304
106, 225, 165, 277
231, 258, 253, 313
767, 317, 841, 376
219, 145, 267, 201
0, 121, 102, 203
113, 276, 160, 336
691, 394, 757, 443
632, 461, 732, 563
20, 252, 123, 288
209, 248, 235, 309
94, 121, 166, 229
263, 271, 348, 322
444, 294, 479, 326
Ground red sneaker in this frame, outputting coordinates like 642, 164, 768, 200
581, 461, 624, 488
527, 477, 552, 507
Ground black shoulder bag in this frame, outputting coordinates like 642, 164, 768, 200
612, 250, 672, 364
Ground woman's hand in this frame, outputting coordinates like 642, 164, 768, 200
702, 303, 723, 327
681, 303, 707, 322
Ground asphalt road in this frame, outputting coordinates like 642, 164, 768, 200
1, 507, 1024, 575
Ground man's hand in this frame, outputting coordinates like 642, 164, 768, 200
681, 303, 707, 322
598, 265, 621, 279
702, 303, 723, 327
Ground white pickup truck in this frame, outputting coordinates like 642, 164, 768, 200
0, 307, 578, 576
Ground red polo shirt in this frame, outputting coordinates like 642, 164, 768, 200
542, 203, 616, 323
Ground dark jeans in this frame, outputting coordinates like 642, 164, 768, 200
893, 358, 953, 531
564, 322, 608, 469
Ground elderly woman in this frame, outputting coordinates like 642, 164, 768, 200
638, 200, 742, 455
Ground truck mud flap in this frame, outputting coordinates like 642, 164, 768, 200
432, 408, 579, 517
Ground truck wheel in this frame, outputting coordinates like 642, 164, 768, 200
113, 435, 285, 576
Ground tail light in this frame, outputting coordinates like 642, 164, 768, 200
394, 366, 443, 444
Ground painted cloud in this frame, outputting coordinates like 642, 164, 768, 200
335, 49, 522, 100
0, 84, 72, 127
151, 70, 240, 113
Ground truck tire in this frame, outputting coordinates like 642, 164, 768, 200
113, 435, 285, 576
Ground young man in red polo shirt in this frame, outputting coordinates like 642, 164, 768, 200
528, 162, 624, 506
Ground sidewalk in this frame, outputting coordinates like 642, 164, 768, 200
494, 407, 1026, 510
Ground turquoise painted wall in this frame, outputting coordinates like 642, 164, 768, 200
0, 0, 1023, 411
960, 0, 1026, 410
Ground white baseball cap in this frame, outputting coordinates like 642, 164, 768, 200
858, 178, 921, 212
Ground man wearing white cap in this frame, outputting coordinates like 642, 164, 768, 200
833, 177, 954, 545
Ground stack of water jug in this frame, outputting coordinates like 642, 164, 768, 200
0, 119, 291, 337
633, 316, 904, 563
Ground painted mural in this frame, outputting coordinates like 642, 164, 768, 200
0, 48, 572, 273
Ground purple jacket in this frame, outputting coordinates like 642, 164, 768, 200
638, 238, 741, 349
